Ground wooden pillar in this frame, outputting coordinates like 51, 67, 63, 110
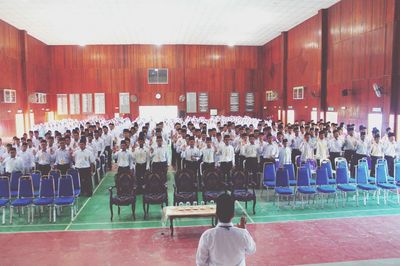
319, 9, 328, 120
281, 31, 288, 123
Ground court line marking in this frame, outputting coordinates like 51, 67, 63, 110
236, 201, 255, 224
64, 172, 110, 231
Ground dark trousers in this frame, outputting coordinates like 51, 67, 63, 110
238, 155, 246, 170
370, 156, 381, 177
176, 155, 182, 171
57, 164, 70, 175
77, 167, 93, 196
185, 160, 198, 175
245, 157, 258, 184
37, 164, 51, 176
385, 155, 395, 177
152, 161, 168, 177
171, 146, 177, 169
220, 161, 233, 182
329, 152, 341, 170
235, 153, 241, 168
117, 166, 131, 175
135, 163, 147, 193
344, 150, 355, 169
202, 162, 215, 174
292, 149, 301, 166
105, 146, 112, 170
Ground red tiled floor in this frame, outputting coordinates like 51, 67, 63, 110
1, 215, 400, 266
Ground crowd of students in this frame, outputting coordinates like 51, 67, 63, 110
0, 116, 398, 196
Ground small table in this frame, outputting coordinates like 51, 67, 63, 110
162, 205, 217, 236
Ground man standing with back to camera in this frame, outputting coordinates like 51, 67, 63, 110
196, 194, 256, 266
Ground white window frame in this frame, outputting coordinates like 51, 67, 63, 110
57, 94, 68, 115
198, 92, 209, 113
94, 93, 106, 114
82, 93, 93, 113
69, 94, 80, 115
119, 92, 130, 113
35, 93, 47, 104
266, 90, 277, 101
230, 92, 240, 113
245, 92, 255, 112
3, 89, 16, 103
186, 92, 197, 113
293, 86, 304, 100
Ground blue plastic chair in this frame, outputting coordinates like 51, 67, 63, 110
320, 159, 335, 180
316, 167, 337, 208
33, 176, 55, 222
296, 167, 316, 209
10, 171, 23, 197
274, 168, 294, 208
336, 167, 358, 207
54, 175, 75, 222
31, 170, 41, 197
261, 162, 276, 199
283, 164, 296, 186
377, 159, 394, 183
395, 161, 400, 187
375, 163, 399, 205
66, 168, 81, 198
301, 163, 316, 185
358, 158, 375, 183
10, 175, 34, 223
355, 165, 378, 206
0, 176, 10, 224
49, 169, 61, 195
336, 162, 356, 184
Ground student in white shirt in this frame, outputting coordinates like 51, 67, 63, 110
299, 133, 315, 162
328, 130, 344, 169
150, 136, 168, 176
244, 134, 259, 182
370, 134, 384, 177
218, 135, 235, 182
102, 125, 113, 170
196, 194, 256, 266
4, 148, 23, 174
18, 142, 35, 174
73, 138, 95, 196
383, 133, 397, 177
201, 137, 216, 173
315, 131, 329, 165
36, 139, 55, 175
132, 137, 150, 188
113, 140, 134, 175
54, 137, 72, 174
278, 139, 292, 168
181, 136, 201, 175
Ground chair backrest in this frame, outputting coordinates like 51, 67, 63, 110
283, 164, 296, 181
18, 176, 34, 198
377, 159, 389, 175
355, 165, 368, 184
0, 176, 10, 199
115, 173, 135, 197
375, 163, 388, 184
175, 169, 197, 192
295, 155, 301, 167
31, 171, 41, 191
395, 161, 400, 182
49, 169, 61, 191
203, 170, 225, 191
335, 157, 348, 168
320, 160, 333, 178
58, 175, 74, 197
144, 172, 165, 194
306, 159, 318, 172
39, 176, 55, 198
276, 168, 289, 187
336, 160, 348, 170
358, 158, 369, 172
262, 162, 276, 182
231, 169, 248, 190
67, 168, 80, 190
10, 171, 23, 191
316, 167, 329, 186
336, 167, 349, 185
297, 167, 311, 186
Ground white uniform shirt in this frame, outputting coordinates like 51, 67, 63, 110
151, 146, 168, 163
93, 137, 105, 154
244, 143, 259, 158
278, 146, 292, 165
182, 146, 201, 161
36, 149, 55, 165
315, 139, 329, 161
201, 147, 215, 163
383, 141, 397, 157
356, 139, 369, 155
18, 150, 35, 171
55, 148, 72, 165
300, 141, 314, 161
73, 148, 95, 168
370, 142, 384, 157
102, 133, 113, 147
113, 150, 134, 168
329, 138, 344, 153
260, 142, 278, 159
132, 146, 150, 165
196, 222, 256, 266
218, 144, 235, 164
5, 157, 24, 173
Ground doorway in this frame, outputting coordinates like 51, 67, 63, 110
287, 110, 294, 124
368, 113, 382, 135
15, 114, 25, 137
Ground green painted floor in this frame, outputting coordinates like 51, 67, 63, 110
1, 170, 400, 233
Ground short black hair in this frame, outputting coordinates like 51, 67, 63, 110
216, 194, 235, 223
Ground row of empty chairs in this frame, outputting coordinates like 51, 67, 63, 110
262, 157, 400, 208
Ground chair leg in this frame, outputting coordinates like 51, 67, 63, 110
143, 201, 146, 219
2, 207, 5, 224
9, 206, 13, 224
48, 206, 52, 222
53, 206, 57, 223
118, 206, 121, 216
252, 199, 256, 215
245, 201, 247, 209
110, 204, 114, 221
70, 206, 74, 221
356, 191, 359, 207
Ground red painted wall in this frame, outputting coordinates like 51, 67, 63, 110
49, 44, 260, 120
0, 19, 50, 137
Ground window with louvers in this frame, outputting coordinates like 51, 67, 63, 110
94, 93, 106, 114
198, 92, 208, 113
119, 92, 130, 113
57, 94, 68, 115
82, 93, 93, 113
230, 92, 239, 112
69, 94, 80, 114
245, 92, 255, 112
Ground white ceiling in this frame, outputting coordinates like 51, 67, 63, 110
0, 0, 339, 46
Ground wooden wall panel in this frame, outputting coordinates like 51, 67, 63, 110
49, 44, 259, 119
